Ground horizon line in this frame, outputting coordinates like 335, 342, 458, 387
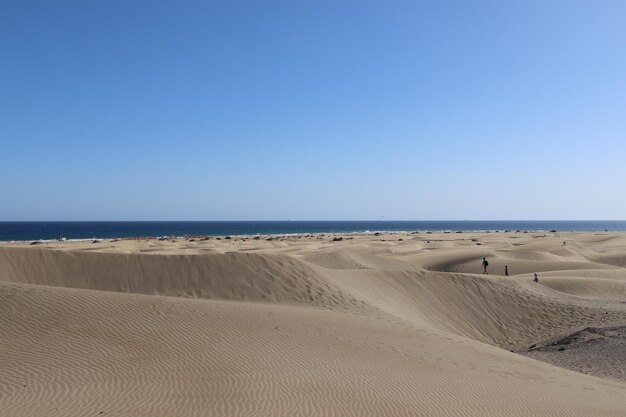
2, 219, 626, 223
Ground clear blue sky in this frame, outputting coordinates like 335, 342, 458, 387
1, 1, 625, 220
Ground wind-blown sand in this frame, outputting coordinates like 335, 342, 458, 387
1, 232, 626, 416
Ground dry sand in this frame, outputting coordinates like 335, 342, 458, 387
1, 232, 626, 416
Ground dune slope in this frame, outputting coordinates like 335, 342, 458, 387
2, 282, 626, 417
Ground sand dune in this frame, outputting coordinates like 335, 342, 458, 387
539, 276, 626, 301
1, 232, 626, 416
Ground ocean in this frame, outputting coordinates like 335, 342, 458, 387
0, 221, 625, 242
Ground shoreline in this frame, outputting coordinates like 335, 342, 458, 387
1, 220, 625, 243
1, 228, 623, 245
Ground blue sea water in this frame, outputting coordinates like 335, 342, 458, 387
0, 221, 625, 242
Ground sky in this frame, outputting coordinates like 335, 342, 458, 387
1, 0, 625, 220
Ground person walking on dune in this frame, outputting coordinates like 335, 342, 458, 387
505, 265, 509, 276
533, 273, 539, 283
482, 257, 489, 274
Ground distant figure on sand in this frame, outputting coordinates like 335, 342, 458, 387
533, 273, 539, 283
482, 258, 489, 274
504, 266, 508, 276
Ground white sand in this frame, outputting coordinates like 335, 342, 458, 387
1, 232, 625, 416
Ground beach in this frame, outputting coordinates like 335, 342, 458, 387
1, 231, 626, 416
